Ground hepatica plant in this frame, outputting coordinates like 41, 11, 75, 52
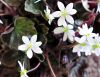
1, 0, 100, 77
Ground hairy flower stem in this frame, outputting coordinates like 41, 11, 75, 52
27, 62, 41, 73
46, 54, 57, 77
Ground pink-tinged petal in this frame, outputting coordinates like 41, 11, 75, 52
32, 46, 43, 54
26, 49, 33, 59
67, 33, 74, 42
57, 1, 65, 11
18, 44, 28, 51
22, 36, 30, 44
66, 3, 73, 11
58, 17, 66, 26
66, 15, 74, 24
52, 11, 61, 17
67, 9, 77, 15
36, 41, 42, 47
63, 32, 67, 41
53, 27, 64, 34
31, 35, 37, 43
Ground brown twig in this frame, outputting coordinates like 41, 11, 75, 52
46, 54, 57, 77
27, 62, 41, 73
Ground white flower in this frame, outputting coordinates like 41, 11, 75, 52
81, 0, 91, 12
97, 0, 100, 13
18, 35, 43, 59
52, 1, 77, 26
53, 22, 75, 42
78, 23, 95, 43
18, 61, 28, 77
90, 34, 100, 56
44, 6, 54, 24
0, 19, 3, 24
73, 37, 92, 56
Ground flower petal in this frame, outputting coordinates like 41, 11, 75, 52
75, 36, 86, 43
46, 6, 50, 14
52, 11, 61, 17
58, 17, 66, 26
22, 36, 30, 44
0, 20, 3, 24
69, 30, 75, 36
79, 36, 86, 43
97, 3, 100, 13
66, 3, 73, 11
18, 44, 28, 51
18, 61, 24, 71
36, 41, 42, 46
32, 46, 43, 54
26, 49, 33, 59
48, 15, 54, 24
67, 9, 77, 15
67, 24, 73, 29
63, 32, 67, 41
53, 27, 64, 34
67, 33, 74, 42
31, 35, 37, 43
89, 27, 93, 33
66, 15, 74, 24
57, 1, 65, 11
73, 45, 80, 52
81, 0, 91, 12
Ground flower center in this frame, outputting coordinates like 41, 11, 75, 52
21, 69, 27, 76
61, 9, 68, 17
29, 43, 33, 48
46, 13, 50, 19
86, 33, 91, 37
92, 43, 100, 49
80, 43, 86, 46
63, 27, 69, 32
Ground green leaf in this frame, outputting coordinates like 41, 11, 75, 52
14, 17, 37, 39
24, 0, 44, 14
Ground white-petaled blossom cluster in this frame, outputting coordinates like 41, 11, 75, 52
73, 23, 100, 56
44, 1, 77, 42
17, 1, 100, 77
44, 1, 100, 56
